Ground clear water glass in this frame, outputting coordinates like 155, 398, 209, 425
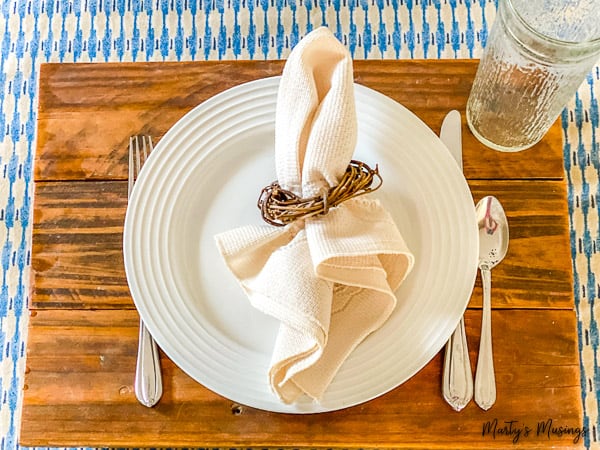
466, 0, 600, 152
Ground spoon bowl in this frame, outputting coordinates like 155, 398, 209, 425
477, 196, 509, 271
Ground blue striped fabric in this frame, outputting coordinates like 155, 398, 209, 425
564, 65, 600, 448
0, 0, 598, 448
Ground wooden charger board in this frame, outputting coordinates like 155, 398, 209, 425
22, 60, 582, 448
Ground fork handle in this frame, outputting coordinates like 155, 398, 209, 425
134, 319, 163, 407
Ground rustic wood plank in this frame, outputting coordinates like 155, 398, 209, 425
35, 60, 564, 182
31, 180, 130, 308
21, 308, 582, 448
468, 180, 573, 309
30, 179, 573, 310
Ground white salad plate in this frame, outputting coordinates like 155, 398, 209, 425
123, 76, 478, 413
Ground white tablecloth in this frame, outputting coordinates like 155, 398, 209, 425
0, 0, 598, 448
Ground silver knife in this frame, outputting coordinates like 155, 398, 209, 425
440, 110, 473, 411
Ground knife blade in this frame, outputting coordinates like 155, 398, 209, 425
440, 110, 473, 412
440, 109, 463, 170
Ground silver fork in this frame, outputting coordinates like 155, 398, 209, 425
129, 135, 163, 408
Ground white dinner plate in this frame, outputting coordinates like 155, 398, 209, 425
123, 77, 478, 413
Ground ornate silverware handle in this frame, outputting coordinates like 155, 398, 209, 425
442, 317, 473, 411
474, 266, 496, 410
135, 319, 163, 407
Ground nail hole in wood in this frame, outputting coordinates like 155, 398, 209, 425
119, 385, 132, 395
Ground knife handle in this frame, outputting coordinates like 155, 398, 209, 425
442, 316, 473, 411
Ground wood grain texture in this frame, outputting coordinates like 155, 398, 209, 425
468, 180, 573, 309
35, 60, 564, 182
31, 181, 129, 308
23, 61, 579, 448
31, 179, 572, 310
21, 308, 582, 448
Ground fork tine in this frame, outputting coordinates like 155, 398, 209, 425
129, 135, 154, 198
142, 135, 149, 161
134, 135, 141, 179
128, 136, 134, 199
146, 135, 153, 156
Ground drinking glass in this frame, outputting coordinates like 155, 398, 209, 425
466, 0, 600, 152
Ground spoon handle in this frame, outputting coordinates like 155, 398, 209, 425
475, 266, 496, 410
442, 316, 473, 411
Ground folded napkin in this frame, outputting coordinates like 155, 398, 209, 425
215, 27, 415, 404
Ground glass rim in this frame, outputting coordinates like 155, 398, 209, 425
504, 0, 600, 48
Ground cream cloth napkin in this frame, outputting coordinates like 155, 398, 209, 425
215, 27, 415, 404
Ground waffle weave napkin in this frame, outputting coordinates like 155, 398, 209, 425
215, 27, 415, 404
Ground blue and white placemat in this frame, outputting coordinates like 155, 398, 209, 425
0, 0, 598, 448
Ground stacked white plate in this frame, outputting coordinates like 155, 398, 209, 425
123, 77, 478, 413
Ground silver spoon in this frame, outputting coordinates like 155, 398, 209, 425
474, 195, 509, 410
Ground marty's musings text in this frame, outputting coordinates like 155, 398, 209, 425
482, 418, 586, 444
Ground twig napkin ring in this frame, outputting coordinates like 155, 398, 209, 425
258, 159, 382, 226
